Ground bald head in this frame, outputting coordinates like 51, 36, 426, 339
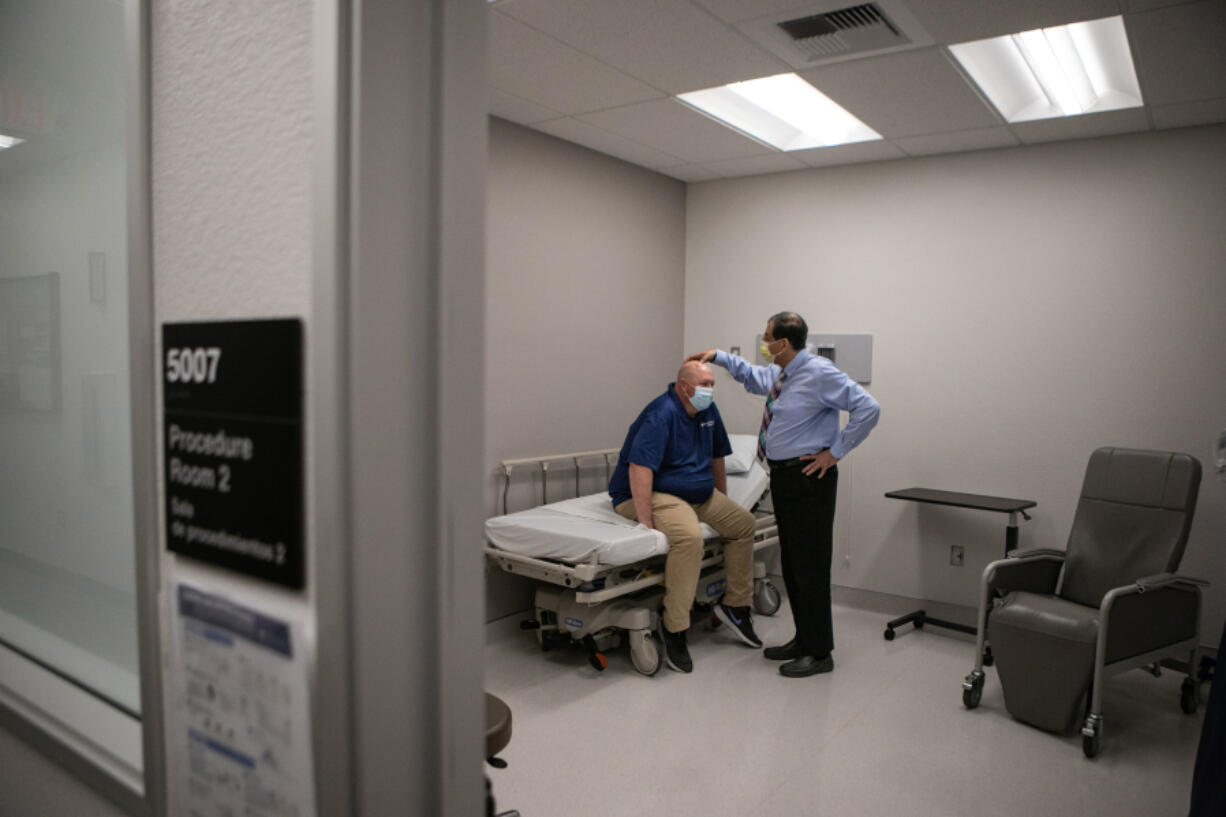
678, 360, 713, 387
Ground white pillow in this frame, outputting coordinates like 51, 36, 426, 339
723, 433, 757, 475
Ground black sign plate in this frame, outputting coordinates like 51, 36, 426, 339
163, 319, 304, 588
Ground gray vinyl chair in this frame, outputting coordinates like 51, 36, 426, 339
961, 447, 1206, 757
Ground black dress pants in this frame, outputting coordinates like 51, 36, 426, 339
1188, 625, 1225, 816
769, 463, 838, 657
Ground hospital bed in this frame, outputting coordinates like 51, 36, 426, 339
484, 436, 781, 676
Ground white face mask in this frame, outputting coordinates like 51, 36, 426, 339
689, 386, 714, 412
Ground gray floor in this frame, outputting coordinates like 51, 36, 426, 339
485, 592, 1206, 817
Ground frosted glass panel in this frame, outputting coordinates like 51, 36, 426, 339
0, 0, 140, 715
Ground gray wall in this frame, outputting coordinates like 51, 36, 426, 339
0, 4, 133, 593
684, 124, 1226, 645
0, 728, 128, 817
1, 0, 316, 810
484, 118, 686, 621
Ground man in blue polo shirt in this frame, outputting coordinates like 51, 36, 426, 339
609, 360, 760, 673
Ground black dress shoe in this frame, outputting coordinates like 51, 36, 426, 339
764, 638, 804, 661
780, 654, 834, 677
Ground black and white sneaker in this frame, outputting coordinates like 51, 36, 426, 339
714, 602, 762, 648
657, 617, 693, 673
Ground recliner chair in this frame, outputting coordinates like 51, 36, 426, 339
961, 447, 1206, 757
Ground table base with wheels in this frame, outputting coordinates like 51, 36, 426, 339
883, 609, 977, 640
882, 488, 1036, 641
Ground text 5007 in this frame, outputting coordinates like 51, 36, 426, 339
166, 347, 221, 384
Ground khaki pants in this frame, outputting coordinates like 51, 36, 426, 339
615, 490, 755, 633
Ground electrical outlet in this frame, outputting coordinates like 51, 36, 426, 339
950, 545, 964, 567
842, 554, 850, 569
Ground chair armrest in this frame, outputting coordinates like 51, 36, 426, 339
1008, 548, 1067, 560
983, 549, 1065, 598
1101, 576, 1204, 664
1135, 572, 1210, 592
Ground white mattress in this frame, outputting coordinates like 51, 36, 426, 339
485, 462, 768, 566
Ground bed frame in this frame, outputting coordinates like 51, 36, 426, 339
485, 449, 781, 675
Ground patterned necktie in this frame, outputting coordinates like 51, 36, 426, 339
756, 372, 786, 462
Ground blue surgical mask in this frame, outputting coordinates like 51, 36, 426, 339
690, 386, 714, 412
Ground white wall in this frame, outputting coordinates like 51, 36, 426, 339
151, 0, 316, 811
485, 118, 686, 620
685, 124, 1226, 645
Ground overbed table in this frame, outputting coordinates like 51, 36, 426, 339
882, 488, 1036, 640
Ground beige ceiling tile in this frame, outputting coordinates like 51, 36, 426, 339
498, 0, 789, 94
1121, 0, 1196, 11
906, 0, 1124, 44
489, 88, 564, 125
533, 117, 688, 169
894, 126, 1020, 156
790, 139, 906, 167
800, 47, 1001, 138
489, 11, 664, 115
1128, 1, 1226, 107
690, 0, 824, 24
704, 152, 809, 177
660, 164, 727, 182
1151, 97, 1226, 130
578, 98, 775, 163
1012, 107, 1151, 144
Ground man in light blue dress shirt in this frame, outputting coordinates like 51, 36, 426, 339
689, 311, 880, 677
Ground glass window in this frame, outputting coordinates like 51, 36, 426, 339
0, 0, 141, 734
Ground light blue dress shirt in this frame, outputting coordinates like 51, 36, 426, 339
715, 348, 880, 461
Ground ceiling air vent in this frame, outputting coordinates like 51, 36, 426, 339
737, 0, 933, 69
778, 4, 904, 60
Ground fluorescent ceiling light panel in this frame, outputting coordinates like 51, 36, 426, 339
678, 73, 880, 151
0, 133, 24, 150
949, 15, 1142, 123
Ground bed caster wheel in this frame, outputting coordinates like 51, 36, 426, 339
753, 579, 782, 616
1181, 677, 1200, 714
962, 670, 984, 709
582, 635, 607, 672
1081, 715, 1102, 758
629, 629, 661, 676
534, 609, 554, 651
883, 628, 895, 641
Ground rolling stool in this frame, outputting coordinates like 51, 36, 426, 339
485, 693, 518, 817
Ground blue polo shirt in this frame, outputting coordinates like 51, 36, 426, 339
608, 383, 733, 507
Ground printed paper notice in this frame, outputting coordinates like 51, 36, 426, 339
172, 585, 316, 817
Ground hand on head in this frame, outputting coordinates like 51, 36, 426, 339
684, 349, 717, 364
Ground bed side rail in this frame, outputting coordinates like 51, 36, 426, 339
483, 514, 779, 603
499, 448, 620, 514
